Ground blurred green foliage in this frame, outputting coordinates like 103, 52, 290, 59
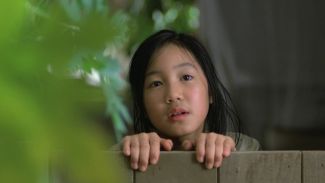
1, 0, 126, 182
0, 0, 198, 182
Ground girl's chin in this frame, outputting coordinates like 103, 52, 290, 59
162, 131, 197, 140
157, 131, 187, 139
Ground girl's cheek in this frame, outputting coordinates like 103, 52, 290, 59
146, 89, 162, 100
144, 90, 164, 109
188, 87, 210, 110
189, 84, 209, 98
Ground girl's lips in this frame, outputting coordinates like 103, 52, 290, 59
169, 113, 189, 121
168, 108, 189, 121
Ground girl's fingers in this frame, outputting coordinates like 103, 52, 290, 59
149, 133, 161, 165
122, 136, 131, 156
194, 133, 235, 169
122, 133, 175, 171
196, 134, 206, 163
205, 133, 216, 169
160, 138, 173, 151
122, 132, 173, 171
223, 137, 235, 157
214, 135, 224, 168
125, 133, 234, 171
130, 136, 140, 170
138, 133, 150, 171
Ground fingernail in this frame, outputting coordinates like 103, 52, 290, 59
206, 162, 213, 169
224, 149, 231, 157
214, 161, 221, 168
199, 156, 203, 163
150, 158, 157, 164
132, 163, 138, 170
139, 166, 146, 172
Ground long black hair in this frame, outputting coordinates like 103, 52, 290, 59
128, 29, 241, 143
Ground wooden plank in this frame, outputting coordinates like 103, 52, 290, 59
219, 151, 301, 183
303, 151, 325, 183
135, 151, 217, 183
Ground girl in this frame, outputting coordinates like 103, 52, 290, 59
122, 30, 259, 172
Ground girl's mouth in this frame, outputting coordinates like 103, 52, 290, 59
168, 108, 189, 121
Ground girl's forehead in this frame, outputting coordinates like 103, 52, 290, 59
148, 43, 199, 68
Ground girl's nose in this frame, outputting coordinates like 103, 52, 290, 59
165, 86, 183, 104
166, 96, 182, 104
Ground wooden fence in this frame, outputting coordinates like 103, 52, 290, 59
111, 151, 325, 183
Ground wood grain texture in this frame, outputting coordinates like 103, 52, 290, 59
303, 151, 325, 183
219, 151, 301, 183
135, 151, 217, 183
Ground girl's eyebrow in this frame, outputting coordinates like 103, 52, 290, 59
145, 62, 197, 77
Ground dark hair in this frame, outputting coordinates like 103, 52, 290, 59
128, 29, 241, 143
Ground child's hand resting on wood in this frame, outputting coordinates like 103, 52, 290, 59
122, 132, 235, 171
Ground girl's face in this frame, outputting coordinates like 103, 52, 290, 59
143, 44, 210, 141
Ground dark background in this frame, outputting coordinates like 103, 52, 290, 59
198, 0, 325, 150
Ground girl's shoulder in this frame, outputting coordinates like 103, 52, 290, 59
228, 132, 261, 151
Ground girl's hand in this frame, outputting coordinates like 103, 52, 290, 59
181, 133, 235, 169
196, 133, 235, 169
122, 132, 173, 171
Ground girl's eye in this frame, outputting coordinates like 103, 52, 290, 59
149, 81, 162, 88
182, 74, 193, 81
